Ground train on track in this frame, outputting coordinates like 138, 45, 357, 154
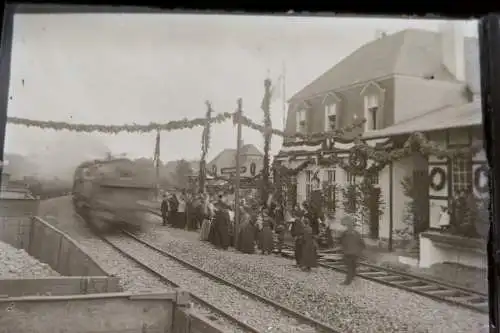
72, 158, 156, 232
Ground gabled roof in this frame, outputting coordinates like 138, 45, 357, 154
362, 101, 482, 139
289, 29, 478, 102
207, 144, 263, 171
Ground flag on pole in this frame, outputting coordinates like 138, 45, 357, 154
270, 74, 283, 102
153, 130, 160, 168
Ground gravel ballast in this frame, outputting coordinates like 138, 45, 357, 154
0, 241, 60, 278
107, 235, 319, 333
140, 225, 489, 333
37, 197, 260, 333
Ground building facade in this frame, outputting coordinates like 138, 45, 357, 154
275, 22, 484, 246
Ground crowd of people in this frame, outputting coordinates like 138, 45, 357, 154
159, 189, 365, 284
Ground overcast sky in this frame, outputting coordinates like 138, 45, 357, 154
5, 12, 478, 173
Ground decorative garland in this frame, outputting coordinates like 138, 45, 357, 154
7, 113, 232, 133
198, 102, 213, 193
429, 167, 446, 192
261, 78, 273, 207
474, 165, 489, 194
238, 114, 366, 141
279, 131, 484, 177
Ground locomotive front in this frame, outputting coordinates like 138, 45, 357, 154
73, 158, 156, 231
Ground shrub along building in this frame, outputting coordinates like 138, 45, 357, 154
274, 22, 487, 268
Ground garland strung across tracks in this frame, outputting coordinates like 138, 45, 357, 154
7, 113, 232, 134
8, 111, 363, 141
238, 113, 366, 141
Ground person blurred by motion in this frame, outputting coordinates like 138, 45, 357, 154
160, 193, 169, 226
300, 219, 318, 271
339, 215, 365, 285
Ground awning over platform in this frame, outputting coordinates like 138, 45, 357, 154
363, 101, 481, 139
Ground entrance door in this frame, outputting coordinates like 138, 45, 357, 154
412, 170, 430, 237
369, 187, 381, 239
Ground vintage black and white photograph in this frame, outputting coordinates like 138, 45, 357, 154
0, 10, 489, 333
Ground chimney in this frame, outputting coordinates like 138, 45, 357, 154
375, 30, 387, 40
440, 21, 465, 82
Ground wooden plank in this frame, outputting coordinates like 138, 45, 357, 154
0, 276, 122, 297
189, 311, 232, 333
0, 293, 174, 333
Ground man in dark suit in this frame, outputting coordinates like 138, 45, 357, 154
160, 194, 169, 226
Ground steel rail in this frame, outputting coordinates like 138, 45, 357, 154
101, 232, 262, 333
123, 230, 341, 333
280, 242, 488, 315
145, 208, 487, 314
76, 212, 261, 333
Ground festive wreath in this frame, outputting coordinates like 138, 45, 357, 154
348, 150, 367, 172
474, 165, 489, 194
429, 167, 446, 192
250, 162, 257, 176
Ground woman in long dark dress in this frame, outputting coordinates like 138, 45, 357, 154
300, 220, 318, 271
237, 208, 258, 254
259, 209, 274, 255
291, 213, 305, 267
212, 201, 231, 250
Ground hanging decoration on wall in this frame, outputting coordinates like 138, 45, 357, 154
429, 166, 447, 192
278, 131, 483, 179
474, 164, 489, 194
348, 150, 368, 173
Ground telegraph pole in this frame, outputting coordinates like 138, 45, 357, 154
234, 98, 243, 248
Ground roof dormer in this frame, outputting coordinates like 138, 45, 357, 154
360, 81, 385, 132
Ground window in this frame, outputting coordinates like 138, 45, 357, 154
326, 168, 336, 184
364, 94, 379, 131
367, 173, 379, 185
324, 104, 337, 131
305, 170, 313, 201
347, 172, 356, 184
452, 157, 472, 194
296, 110, 307, 133
324, 168, 336, 213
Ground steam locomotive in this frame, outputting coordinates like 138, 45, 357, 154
72, 158, 156, 232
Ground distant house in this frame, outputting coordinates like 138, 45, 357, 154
275, 22, 485, 255
207, 143, 264, 179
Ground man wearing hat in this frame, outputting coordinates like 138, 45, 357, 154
338, 215, 365, 285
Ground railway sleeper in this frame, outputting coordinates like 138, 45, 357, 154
408, 285, 443, 292
394, 280, 427, 288
358, 271, 389, 278
426, 289, 464, 297
376, 275, 408, 282
453, 296, 488, 304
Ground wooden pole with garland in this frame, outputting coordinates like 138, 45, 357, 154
261, 78, 272, 208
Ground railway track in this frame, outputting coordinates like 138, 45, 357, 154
92, 225, 341, 333
279, 242, 488, 314
144, 207, 487, 314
